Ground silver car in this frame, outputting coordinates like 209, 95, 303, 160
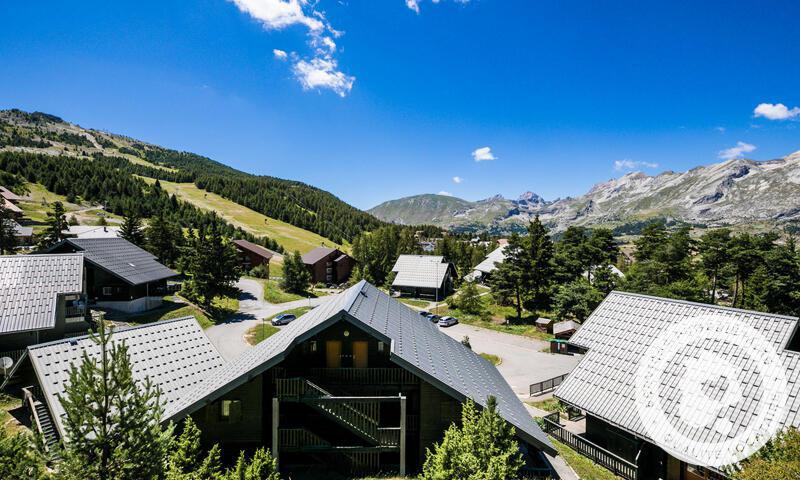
437, 316, 458, 327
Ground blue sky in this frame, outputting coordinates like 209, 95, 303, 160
1, 1, 798, 209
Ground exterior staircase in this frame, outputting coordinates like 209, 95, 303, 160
23, 386, 59, 453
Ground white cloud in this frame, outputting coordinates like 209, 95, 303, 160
718, 141, 756, 160
715, 126, 726, 133
229, 0, 323, 30
753, 103, 800, 121
438, 191, 453, 196
472, 146, 497, 162
230, 0, 355, 96
406, 0, 470, 12
293, 57, 355, 97
452, 176, 463, 184
613, 159, 659, 171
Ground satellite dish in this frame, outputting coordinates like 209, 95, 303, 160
0, 357, 13, 375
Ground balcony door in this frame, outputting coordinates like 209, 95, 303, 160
325, 340, 342, 368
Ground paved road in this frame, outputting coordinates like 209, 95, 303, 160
438, 322, 583, 397
204, 278, 331, 361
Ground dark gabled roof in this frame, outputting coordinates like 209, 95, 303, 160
233, 239, 274, 260
50, 237, 177, 285
0, 254, 84, 334
28, 316, 224, 439
168, 280, 555, 455
301, 246, 338, 265
556, 291, 800, 466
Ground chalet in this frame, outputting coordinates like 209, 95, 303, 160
551, 320, 580, 339
62, 225, 121, 239
27, 282, 558, 477
233, 239, 274, 274
47, 237, 177, 313
0, 254, 89, 356
468, 244, 507, 283
0, 186, 23, 217
391, 255, 456, 299
554, 292, 800, 480
301, 247, 355, 285
11, 220, 33, 246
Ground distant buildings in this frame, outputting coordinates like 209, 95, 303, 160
232, 239, 274, 274
551, 319, 580, 340
47, 237, 177, 313
10, 220, 33, 246
301, 247, 355, 285
0, 186, 23, 217
467, 244, 507, 283
555, 292, 800, 480
0, 253, 89, 354
391, 254, 457, 299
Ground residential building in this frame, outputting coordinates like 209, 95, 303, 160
467, 244, 507, 283
47, 237, 177, 313
62, 225, 122, 239
0, 254, 89, 356
10, 220, 33, 246
301, 246, 355, 285
25, 316, 224, 452
554, 292, 800, 480
233, 239, 274, 274
0, 186, 23, 217
27, 282, 559, 477
391, 255, 456, 299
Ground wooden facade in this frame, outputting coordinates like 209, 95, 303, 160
190, 318, 549, 477
302, 248, 355, 285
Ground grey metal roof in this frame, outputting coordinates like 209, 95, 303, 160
28, 316, 225, 438
391, 255, 454, 289
535, 317, 553, 326
169, 280, 555, 455
0, 186, 22, 201
301, 246, 337, 265
2, 198, 22, 214
474, 245, 507, 274
0, 254, 84, 334
11, 220, 33, 237
52, 237, 177, 285
555, 291, 800, 465
552, 320, 580, 336
62, 225, 121, 239
233, 239, 274, 260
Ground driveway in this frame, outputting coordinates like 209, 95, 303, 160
205, 278, 331, 361
438, 323, 583, 397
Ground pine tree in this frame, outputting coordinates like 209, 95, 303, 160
734, 428, 800, 480
120, 211, 146, 246
0, 428, 45, 480
281, 250, 311, 294
184, 224, 241, 304
146, 213, 184, 267
699, 228, 732, 303
40, 200, 68, 248
553, 278, 604, 321
491, 233, 527, 321
522, 216, 554, 312
0, 203, 18, 254
223, 448, 280, 480
457, 281, 484, 315
58, 322, 171, 480
421, 396, 524, 480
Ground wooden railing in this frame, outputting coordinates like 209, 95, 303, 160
542, 412, 638, 480
529, 373, 569, 396
307, 368, 418, 385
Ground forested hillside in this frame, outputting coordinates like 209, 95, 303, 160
0, 109, 383, 246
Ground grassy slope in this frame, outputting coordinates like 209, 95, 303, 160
116, 295, 238, 329
145, 178, 344, 255
17, 182, 123, 229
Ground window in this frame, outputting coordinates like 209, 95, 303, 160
102, 287, 113, 296
219, 399, 242, 422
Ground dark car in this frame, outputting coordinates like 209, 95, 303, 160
438, 316, 458, 327
427, 314, 441, 323
419, 310, 431, 317
271, 313, 297, 326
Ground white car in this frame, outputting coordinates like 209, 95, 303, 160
437, 316, 458, 328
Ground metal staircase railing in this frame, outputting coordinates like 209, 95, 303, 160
22, 386, 59, 453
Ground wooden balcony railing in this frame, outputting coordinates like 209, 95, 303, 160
307, 368, 418, 385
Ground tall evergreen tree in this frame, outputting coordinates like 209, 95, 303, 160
281, 250, 311, 294
119, 211, 146, 246
698, 228, 732, 303
421, 396, 524, 480
0, 428, 45, 480
522, 216, 554, 312
491, 233, 527, 321
0, 203, 18, 254
40, 200, 68, 248
184, 224, 242, 304
58, 322, 171, 480
146, 213, 184, 267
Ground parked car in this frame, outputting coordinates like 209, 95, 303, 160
438, 316, 458, 328
419, 310, 431, 317
271, 313, 297, 326
427, 314, 441, 323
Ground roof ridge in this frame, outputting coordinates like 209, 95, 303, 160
1, 252, 84, 260
27, 316, 202, 350
343, 279, 369, 312
609, 290, 799, 322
